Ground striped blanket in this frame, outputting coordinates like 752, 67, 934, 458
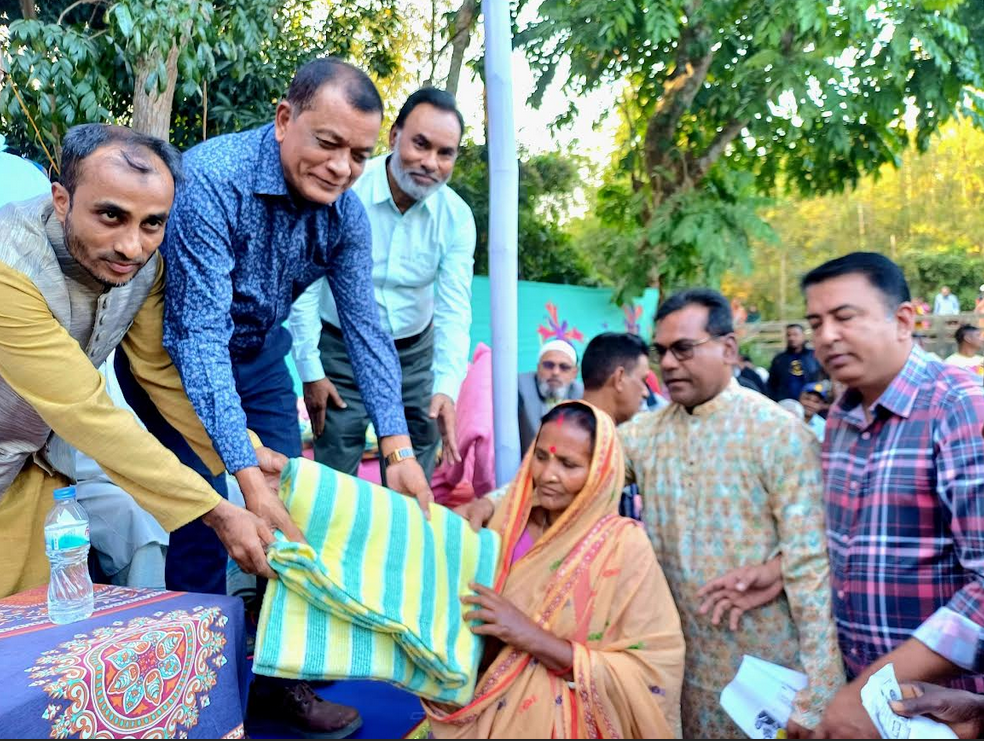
254, 458, 501, 706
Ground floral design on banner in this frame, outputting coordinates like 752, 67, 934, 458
26, 606, 229, 738
537, 303, 584, 345
622, 305, 643, 335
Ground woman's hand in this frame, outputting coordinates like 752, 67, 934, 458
463, 582, 542, 653
463, 582, 574, 674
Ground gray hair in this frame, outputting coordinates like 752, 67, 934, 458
59, 124, 183, 196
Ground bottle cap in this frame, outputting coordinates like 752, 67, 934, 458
53, 486, 77, 501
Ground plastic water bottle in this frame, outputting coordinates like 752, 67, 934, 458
44, 486, 94, 624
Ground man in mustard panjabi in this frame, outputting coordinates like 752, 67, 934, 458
0, 123, 299, 598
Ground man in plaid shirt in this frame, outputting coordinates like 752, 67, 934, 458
798, 252, 984, 738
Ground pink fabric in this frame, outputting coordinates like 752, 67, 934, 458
358, 458, 382, 485
510, 527, 534, 564
431, 343, 496, 507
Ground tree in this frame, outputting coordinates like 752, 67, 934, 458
517, 0, 984, 300
452, 145, 600, 285
0, 0, 405, 166
724, 116, 984, 318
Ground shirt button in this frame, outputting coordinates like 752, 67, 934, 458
837, 590, 845, 599
850, 481, 859, 490
861, 431, 871, 440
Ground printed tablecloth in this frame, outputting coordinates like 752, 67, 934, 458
0, 584, 248, 738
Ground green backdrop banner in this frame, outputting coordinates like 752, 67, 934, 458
469, 276, 659, 373
286, 278, 659, 393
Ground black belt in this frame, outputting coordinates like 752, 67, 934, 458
323, 320, 432, 350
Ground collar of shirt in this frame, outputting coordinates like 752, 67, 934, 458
832, 345, 927, 429
363, 154, 438, 216
668, 377, 742, 418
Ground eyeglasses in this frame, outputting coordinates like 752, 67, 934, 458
652, 336, 718, 362
541, 360, 574, 372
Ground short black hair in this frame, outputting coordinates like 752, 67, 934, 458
59, 124, 182, 196
393, 87, 465, 141
655, 288, 735, 336
581, 332, 650, 391
539, 401, 597, 450
801, 252, 911, 309
786, 323, 805, 331
956, 324, 980, 345
286, 57, 383, 116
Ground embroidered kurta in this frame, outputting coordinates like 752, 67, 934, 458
620, 380, 843, 737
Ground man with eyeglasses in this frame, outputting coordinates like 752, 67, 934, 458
517, 339, 583, 453
618, 288, 843, 738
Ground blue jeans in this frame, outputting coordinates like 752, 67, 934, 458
116, 326, 301, 594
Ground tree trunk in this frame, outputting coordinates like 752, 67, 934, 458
131, 44, 180, 141
19, 0, 36, 19
446, 0, 477, 97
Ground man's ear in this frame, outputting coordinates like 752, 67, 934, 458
896, 302, 916, 341
51, 182, 71, 221
610, 366, 626, 390
722, 333, 740, 364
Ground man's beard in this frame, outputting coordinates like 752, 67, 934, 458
538, 378, 570, 401
389, 138, 449, 202
64, 213, 146, 289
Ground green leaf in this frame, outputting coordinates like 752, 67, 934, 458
115, 4, 135, 38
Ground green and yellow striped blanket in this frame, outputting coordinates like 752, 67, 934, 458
254, 458, 500, 706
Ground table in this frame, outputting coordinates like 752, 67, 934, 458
0, 584, 248, 738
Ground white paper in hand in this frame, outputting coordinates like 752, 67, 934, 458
720, 655, 808, 739
860, 664, 957, 740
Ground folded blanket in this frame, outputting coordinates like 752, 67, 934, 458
254, 458, 500, 706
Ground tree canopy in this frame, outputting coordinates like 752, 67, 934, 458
518, 0, 984, 299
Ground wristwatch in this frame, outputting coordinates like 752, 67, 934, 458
384, 447, 416, 466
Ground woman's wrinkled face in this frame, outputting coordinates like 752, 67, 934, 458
530, 419, 593, 514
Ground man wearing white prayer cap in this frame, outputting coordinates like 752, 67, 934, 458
517, 338, 583, 452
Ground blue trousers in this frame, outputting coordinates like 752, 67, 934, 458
116, 326, 301, 594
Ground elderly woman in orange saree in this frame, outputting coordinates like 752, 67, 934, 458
424, 401, 685, 739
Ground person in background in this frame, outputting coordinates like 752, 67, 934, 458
290, 87, 475, 481
798, 382, 829, 441
0, 149, 51, 204
76, 351, 169, 588
746, 304, 761, 323
767, 323, 822, 401
944, 324, 984, 377
778, 398, 806, 420
795, 252, 984, 738
423, 402, 685, 738
934, 285, 960, 315
0, 124, 281, 599
736, 353, 769, 395
619, 289, 843, 737
517, 339, 583, 453
913, 332, 942, 362
580, 331, 652, 519
580, 332, 652, 426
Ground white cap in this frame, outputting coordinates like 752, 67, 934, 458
538, 339, 577, 365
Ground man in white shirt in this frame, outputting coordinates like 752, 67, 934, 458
944, 324, 984, 377
934, 285, 961, 315
291, 88, 475, 480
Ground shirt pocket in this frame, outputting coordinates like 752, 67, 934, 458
398, 247, 441, 288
